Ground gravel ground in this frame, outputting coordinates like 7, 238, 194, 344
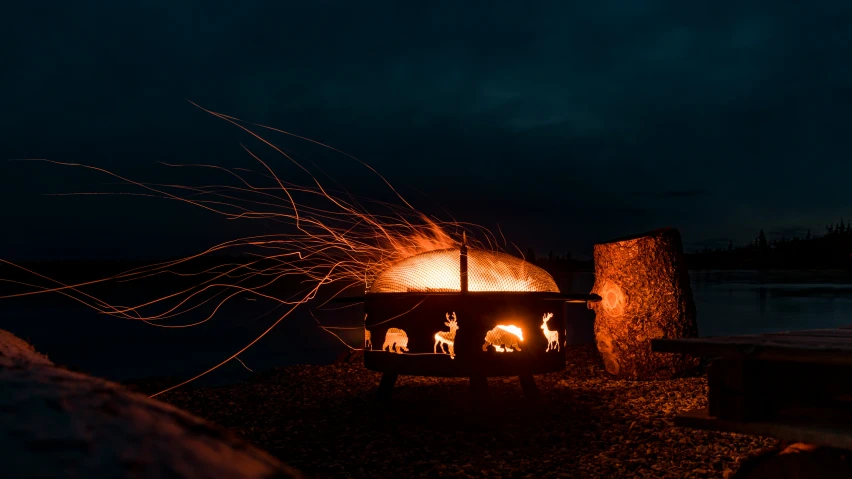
152, 346, 777, 478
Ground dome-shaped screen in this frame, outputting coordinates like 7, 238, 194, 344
369, 248, 560, 293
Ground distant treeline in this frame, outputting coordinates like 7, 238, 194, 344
687, 220, 852, 270
524, 249, 593, 270
523, 249, 594, 291
17, 225, 848, 287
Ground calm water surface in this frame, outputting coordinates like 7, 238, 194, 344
3, 270, 852, 384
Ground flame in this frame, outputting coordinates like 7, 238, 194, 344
0, 104, 535, 396
496, 324, 524, 341
468, 249, 549, 292
371, 249, 461, 293
483, 324, 524, 352
369, 248, 559, 293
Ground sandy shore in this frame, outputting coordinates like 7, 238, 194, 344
151, 345, 776, 478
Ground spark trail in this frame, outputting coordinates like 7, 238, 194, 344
0, 105, 503, 397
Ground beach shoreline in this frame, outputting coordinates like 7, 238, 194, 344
150, 345, 776, 478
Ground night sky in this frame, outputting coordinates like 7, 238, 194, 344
3, 1, 852, 261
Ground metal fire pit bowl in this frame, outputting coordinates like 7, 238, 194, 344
357, 242, 600, 400
366, 291, 573, 376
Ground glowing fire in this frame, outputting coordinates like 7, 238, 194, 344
483, 325, 524, 352
0, 103, 545, 396
497, 325, 523, 340
369, 248, 559, 293
382, 328, 409, 354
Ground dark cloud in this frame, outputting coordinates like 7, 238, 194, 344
683, 237, 734, 252
632, 189, 712, 200
2, 1, 852, 259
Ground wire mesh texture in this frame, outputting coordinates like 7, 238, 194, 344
368, 248, 559, 293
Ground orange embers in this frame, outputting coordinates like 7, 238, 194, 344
382, 328, 409, 354
369, 248, 559, 293
482, 325, 524, 352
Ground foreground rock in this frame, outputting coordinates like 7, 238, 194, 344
733, 443, 852, 478
0, 330, 302, 479
160, 346, 776, 479
590, 228, 699, 379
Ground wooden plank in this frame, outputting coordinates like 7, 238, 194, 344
659, 334, 852, 347
651, 337, 852, 364
705, 357, 852, 422
764, 329, 852, 338
675, 408, 852, 451
651, 341, 852, 364
651, 338, 852, 353
707, 356, 757, 421
651, 335, 852, 351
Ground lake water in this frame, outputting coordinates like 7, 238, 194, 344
2, 270, 852, 386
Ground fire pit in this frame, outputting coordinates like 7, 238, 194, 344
362, 238, 600, 400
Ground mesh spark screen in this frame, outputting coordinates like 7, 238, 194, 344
369, 248, 560, 293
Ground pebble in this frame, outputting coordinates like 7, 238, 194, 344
158, 345, 777, 478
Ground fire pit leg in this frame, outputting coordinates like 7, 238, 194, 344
376, 373, 398, 402
518, 375, 540, 401
469, 376, 489, 401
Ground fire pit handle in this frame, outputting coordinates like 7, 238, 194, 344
331, 293, 602, 303
544, 293, 602, 304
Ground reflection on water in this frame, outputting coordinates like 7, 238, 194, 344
689, 270, 852, 336
3, 269, 852, 384
0, 298, 348, 386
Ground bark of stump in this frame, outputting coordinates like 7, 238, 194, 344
0, 329, 302, 479
589, 228, 699, 379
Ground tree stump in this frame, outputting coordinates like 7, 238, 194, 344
0, 329, 302, 478
589, 228, 698, 379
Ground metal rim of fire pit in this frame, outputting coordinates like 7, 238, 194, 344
351, 238, 600, 400
334, 292, 599, 303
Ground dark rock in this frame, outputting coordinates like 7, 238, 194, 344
0, 330, 303, 478
733, 443, 852, 478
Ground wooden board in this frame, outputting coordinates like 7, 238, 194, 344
651, 329, 852, 365
704, 357, 852, 422
764, 329, 852, 338
654, 328, 852, 450
675, 408, 852, 451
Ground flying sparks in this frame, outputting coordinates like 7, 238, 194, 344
0, 104, 514, 397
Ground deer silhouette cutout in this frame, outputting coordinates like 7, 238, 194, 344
382, 328, 409, 354
482, 325, 523, 352
541, 312, 559, 352
364, 314, 372, 350
434, 312, 459, 359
